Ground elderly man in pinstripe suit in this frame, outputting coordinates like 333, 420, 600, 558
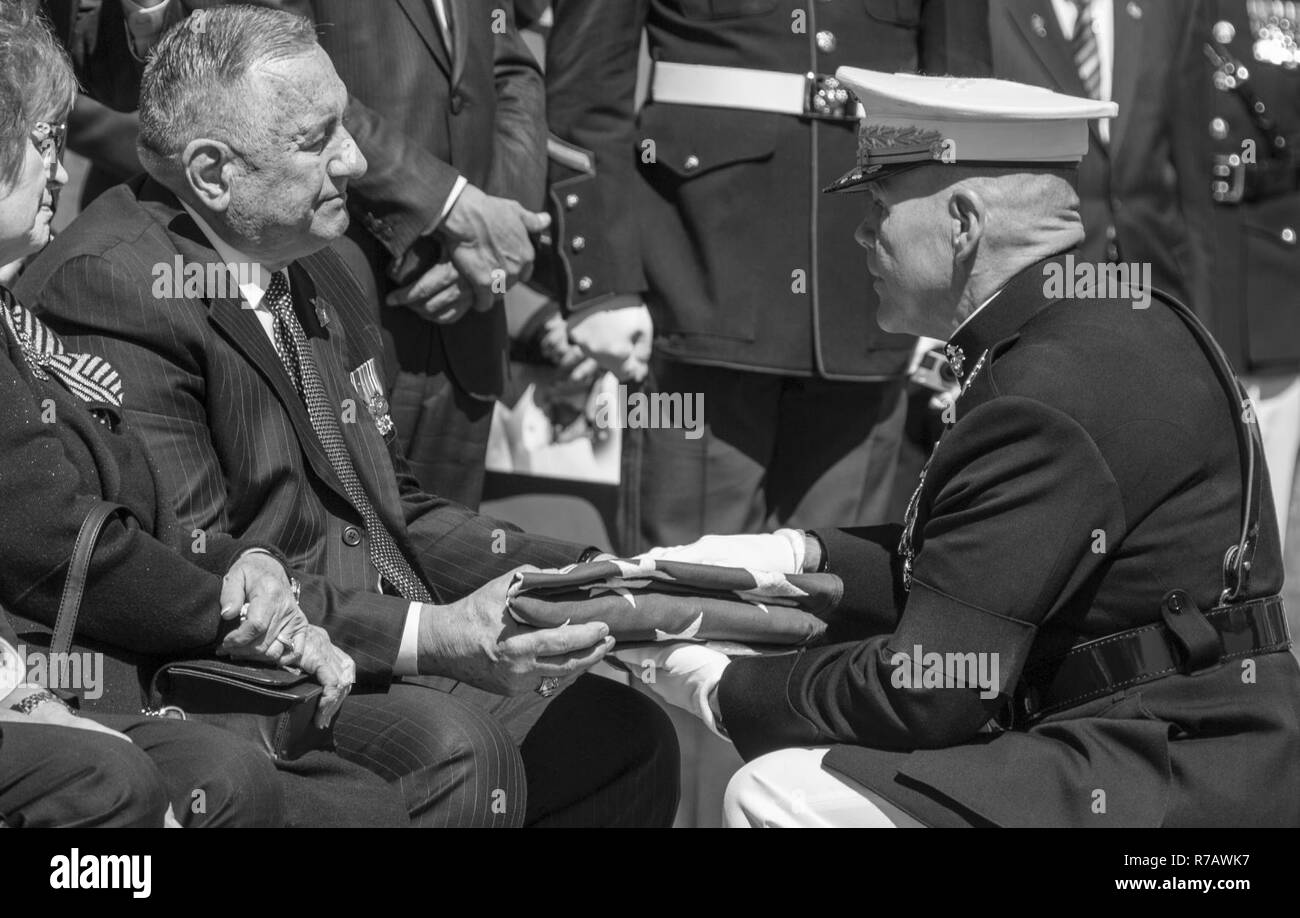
20, 5, 679, 828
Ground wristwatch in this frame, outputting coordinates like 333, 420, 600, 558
9, 689, 70, 715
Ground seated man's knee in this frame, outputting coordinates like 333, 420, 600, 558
174, 723, 284, 827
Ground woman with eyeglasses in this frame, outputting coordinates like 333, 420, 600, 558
0, 3, 407, 827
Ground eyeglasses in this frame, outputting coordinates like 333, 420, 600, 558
30, 121, 67, 170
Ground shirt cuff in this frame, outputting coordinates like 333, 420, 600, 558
427, 175, 470, 233
122, 0, 173, 62
395, 602, 423, 676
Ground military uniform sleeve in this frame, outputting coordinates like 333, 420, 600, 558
542, 0, 651, 314
719, 396, 1127, 759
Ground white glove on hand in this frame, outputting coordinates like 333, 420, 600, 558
637, 528, 806, 574
613, 642, 732, 740
567, 296, 653, 383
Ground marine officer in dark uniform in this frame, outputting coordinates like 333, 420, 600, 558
631, 67, 1300, 827
1196, 1, 1300, 563
541, 0, 991, 552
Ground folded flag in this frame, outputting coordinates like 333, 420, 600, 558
506, 557, 838, 646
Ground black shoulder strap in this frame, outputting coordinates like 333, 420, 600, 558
1154, 289, 1264, 604
51, 503, 133, 656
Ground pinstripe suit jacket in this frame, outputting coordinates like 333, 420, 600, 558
17, 177, 583, 683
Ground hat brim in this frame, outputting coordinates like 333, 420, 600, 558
822, 161, 930, 194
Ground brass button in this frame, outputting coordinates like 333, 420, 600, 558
577, 276, 593, 292
1283, 228, 1297, 245
1213, 20, 1235, 44
571, 235, 586, 252
342, 526, 362, 547
684, 154, 700, 171
816, 30, 837, 53
565, 193, 580, 209
1210, 117, 1228, 140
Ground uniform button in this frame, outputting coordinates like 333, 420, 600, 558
1213, 20, 1235, 44
450, 93, 465, 114
342, 526, 362, 547
1210, 117, 1229, 140
577, 276, 593, 293
565, 193, 580, 209
816, 30, 837, 53
683, 154, 700, 171
1283, 228, 1297, 244
571, 235, 586, 252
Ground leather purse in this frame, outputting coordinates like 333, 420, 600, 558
48, 502, 333, 761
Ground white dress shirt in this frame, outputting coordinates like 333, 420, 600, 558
179, 202, 425, 675
1051, 0, 1114, 144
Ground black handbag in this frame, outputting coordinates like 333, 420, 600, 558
46, 502, 333, 761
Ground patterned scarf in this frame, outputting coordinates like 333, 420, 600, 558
0, 285, 123, 409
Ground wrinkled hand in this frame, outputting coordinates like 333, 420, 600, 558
385, 259, 479, 325
612, 642, 731, 739
0, 685, 132, 743
538, 313, 600, 385
218, 551, 306, 659
418, 567, 615, 696
567, 295, 653, 383
293, 626, 355, 728
638, 529, 808, 574
440, 184, 550, 299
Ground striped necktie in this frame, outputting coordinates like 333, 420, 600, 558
1071, 0, 1102, 101
263, 271, 432, 603
1, 285, 123, 409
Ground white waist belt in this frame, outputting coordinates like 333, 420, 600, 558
650, 62, 866, 119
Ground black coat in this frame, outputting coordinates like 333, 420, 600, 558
17, 178, 584, 685
718, 254, 1300, 826
544, 0, 991, 380
0, 291, 255, 706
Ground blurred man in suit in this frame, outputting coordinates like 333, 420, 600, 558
543, 0, 991, 554
20, 5, 679, 827
988, 0, 1206, 308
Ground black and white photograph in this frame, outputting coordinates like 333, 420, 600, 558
0, 0, 1297, 895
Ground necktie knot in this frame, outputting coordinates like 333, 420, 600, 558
264, 270, 292, 315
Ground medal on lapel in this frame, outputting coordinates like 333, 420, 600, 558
349, 358, 395, 442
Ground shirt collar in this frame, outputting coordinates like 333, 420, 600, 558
945, 251, 1076, 382
178, 200, 279, 309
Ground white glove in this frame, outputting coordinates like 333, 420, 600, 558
567, 296, 653, 383
613, 642, 731, 740
638, 528, 806, 574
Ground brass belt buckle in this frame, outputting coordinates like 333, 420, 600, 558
805, 73, 858, 121
1212, 152, 1246, 204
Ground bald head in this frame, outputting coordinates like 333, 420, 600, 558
853, 164, 1086, 338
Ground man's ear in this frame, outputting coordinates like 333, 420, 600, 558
948, 186, 986, 265
181, 139, 236, 213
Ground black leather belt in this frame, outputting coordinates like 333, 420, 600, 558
1014, 595, 1291, 725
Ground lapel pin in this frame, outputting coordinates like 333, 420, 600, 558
313, 299, 330, 328
1127, 1, 1142, 19
1030, 13, 1047, 37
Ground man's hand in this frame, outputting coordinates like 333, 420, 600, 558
638, 529, 812, 574
218, 551, 305, 659
439, 184, 550, 298
292, 626, 355, 728
567, 295, 653, 383
417, 567, 615, 695
0, 685, 132, 743
385, 259, 478, 325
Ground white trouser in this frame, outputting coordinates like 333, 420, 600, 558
722, 747, 924, 828
1245, 374, 1300, 546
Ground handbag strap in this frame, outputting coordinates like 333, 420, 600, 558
51, 503, 132, 656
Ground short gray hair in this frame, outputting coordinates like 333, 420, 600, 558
137, 5, 319, 167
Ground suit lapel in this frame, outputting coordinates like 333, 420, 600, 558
158, 206, 353, 507
1108, 0, 1142, 157
396, 0, 452, 78
296, 253, 410, 542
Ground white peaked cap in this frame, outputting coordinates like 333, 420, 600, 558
825, 67, 1119, 193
